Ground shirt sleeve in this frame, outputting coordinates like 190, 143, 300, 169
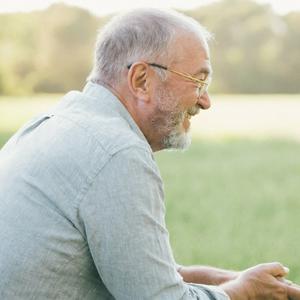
78, 146, 230, 300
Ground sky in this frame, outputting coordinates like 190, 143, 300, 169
0, 0, 300, 16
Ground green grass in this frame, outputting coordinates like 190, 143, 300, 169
0, 95, 60, 133
0, 130, 15, 147
1, 95, 300, 282
155, 138, 300, 282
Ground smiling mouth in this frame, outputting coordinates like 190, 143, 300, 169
186, 111, 199, 119
186, 106, 200, 119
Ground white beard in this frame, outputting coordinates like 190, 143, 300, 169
162, 112, 192, 150
152, 85, 196, 150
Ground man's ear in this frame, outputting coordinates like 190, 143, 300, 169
127, 62, 151, 102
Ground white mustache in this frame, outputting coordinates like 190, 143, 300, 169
187, 105, 200, 116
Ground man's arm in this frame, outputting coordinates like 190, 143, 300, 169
178, 265, 239, 285
78, 146, 229, 299
78, 146, 300, 300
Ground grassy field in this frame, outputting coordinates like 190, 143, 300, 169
156, 139, 300, 282
1, 95, 300, 282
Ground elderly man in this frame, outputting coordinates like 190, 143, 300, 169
0, 8, 299, 300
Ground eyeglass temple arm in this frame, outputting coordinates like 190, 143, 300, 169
168, 69, 208, 84
127, 63, 168, 70
127, 63, 208, 85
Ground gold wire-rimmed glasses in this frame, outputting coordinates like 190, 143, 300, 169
127, 62, 211, 97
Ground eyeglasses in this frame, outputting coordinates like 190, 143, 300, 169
127, 62, 211, 97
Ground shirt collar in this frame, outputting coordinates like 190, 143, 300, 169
82, 81, 150, 150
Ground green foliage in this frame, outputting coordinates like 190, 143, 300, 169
186, 0, 300, 93
0, 0, 299, 95
0, 4, 102, 95
31, 4, 101, 93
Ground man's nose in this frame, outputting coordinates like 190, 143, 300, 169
197, 92, 211, 109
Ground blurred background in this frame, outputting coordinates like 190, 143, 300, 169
1, 0, 300, 282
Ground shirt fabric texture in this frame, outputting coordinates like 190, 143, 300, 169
0, 82, 230, 300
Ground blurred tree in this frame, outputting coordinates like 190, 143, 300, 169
32, 4, 101, 93
185, 0, 298, 93
0, 4, 106, 95
0, 13, 38, 95
0, 1, 299, 96
279, 11, 300, 93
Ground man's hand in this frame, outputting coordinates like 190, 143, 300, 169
287, 283, 300, 300
220, 262, 300, 300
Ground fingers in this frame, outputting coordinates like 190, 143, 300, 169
277, 276, 293, 286
287, 284, 300, 300
259, 262, 289, 277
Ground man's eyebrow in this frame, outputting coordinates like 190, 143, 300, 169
193, 67, 213, 77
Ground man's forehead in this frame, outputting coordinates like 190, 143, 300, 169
172, 52, 212, 77
171, 33, 212, 75
189, 39, 212, 75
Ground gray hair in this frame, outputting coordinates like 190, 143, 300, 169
87, 8, 212, 85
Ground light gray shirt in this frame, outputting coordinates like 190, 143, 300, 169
0, 82, 229, 299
